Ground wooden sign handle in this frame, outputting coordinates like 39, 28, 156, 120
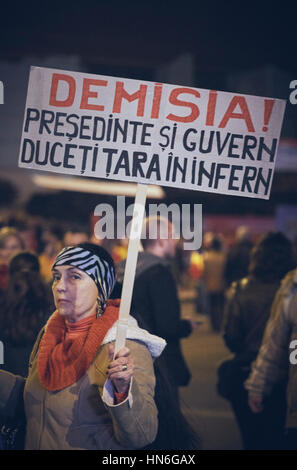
114, 183, 148, 355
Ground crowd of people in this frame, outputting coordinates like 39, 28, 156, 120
189, 228, 297, 450
0, 210, 296, 450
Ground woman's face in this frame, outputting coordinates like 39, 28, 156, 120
52, 265, 98, 322
0, 235, 23, 265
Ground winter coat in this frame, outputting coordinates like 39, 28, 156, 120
0, 316, 166, 449
223, 276, 281, 366
245, 269, 297, 429
117, 252, 192, 387
203, 250, 226, 294
224, 240, 253, 287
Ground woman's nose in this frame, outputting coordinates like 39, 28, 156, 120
56, 277, 67, 291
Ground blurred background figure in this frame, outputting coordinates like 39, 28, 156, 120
171, 238, 190, 286
224, 226, 253, 288
0, 227, 24, 292
188, 235, 207, 316
3, 213, 38, 252
188, 249, 204, 283
203, 232, 215, 251
220, 232, 294, 449
0, 251, 53, 376
202, 235, 226, 331
89, 232, 104, 247
117, 216, 195, 400
115, 216, 198, 449
63, 226, 89, 247
39, 225, 64, 283
246, 266, 297, 450
111, 238, 129, 264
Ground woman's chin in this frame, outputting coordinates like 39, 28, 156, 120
56, 305, 72, 316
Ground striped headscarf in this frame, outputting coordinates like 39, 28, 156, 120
52, 243, 116, 311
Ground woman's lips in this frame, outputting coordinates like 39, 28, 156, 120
58, 299, 70, 303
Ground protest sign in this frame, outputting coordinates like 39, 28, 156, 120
18, 66, 287, 354
19, 66, 286, 199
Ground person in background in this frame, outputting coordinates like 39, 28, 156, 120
222, 232, 294, 449
39, 225, 64, 283
0, 251, 53, 377
171, 238, 190, 286
3, 214, 37, 252
115, 217, 199, 449
203, 235, 226, 331
189, 235, 208, 316
112, 238, 129, 264
117, 216, 195, 401
188, 250, 204, 283
0, 227, 24, 291
63, 226, 89, 247
224, 226, 253, 288
245, 266, 297, 450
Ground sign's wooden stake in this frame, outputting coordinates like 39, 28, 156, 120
114, 183, 148, 355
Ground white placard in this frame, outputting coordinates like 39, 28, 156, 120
19, 66, 286, 199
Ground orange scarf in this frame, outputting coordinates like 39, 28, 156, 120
65, 314, 96, 340
38, 299, 120, 391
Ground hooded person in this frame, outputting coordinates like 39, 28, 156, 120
116, 218, 199, 450
0, 242, 166, 450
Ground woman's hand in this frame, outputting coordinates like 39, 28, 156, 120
107, 344, 135, 394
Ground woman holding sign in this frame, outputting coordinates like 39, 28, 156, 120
0, 243, 165, 450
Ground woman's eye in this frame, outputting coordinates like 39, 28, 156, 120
52, 274, 60, 281
71, 274, 81, 280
